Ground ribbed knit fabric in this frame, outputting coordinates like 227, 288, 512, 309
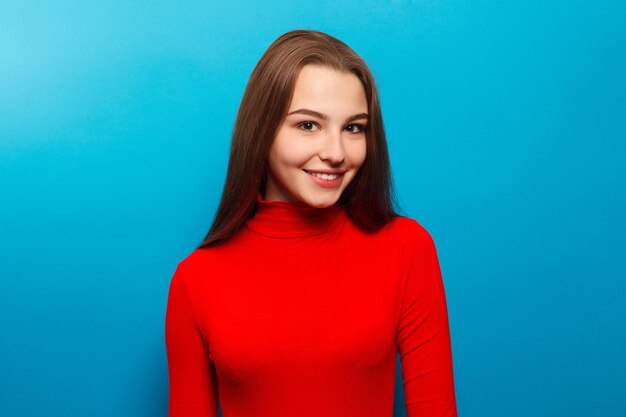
165, 193, 457, 417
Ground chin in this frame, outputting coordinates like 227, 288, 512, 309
301, 191, 342, 208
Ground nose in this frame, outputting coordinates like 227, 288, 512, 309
318, 129, 345, 165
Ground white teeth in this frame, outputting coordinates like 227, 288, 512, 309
307, 171, 339, 180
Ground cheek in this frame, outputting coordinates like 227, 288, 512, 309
270, 138, 311, 171
345, 139, 367, 169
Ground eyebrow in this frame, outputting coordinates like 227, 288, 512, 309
286, 108, 369, 123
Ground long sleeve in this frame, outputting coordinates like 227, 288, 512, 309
396, 224, 457, 417
165, 263, 219, 417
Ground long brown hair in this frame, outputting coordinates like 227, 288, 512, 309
198, 29, 398, 248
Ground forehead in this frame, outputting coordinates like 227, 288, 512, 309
288, 65, 368, 113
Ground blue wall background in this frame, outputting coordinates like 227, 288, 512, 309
1, 1, 624, 416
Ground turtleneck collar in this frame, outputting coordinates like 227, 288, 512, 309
245, 192, 345, 238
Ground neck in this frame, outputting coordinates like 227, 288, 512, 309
245, 192, 345, 238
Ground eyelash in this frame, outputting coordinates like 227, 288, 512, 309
296, 121, 367, 134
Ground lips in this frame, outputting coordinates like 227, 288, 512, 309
305, 170, 341, 180
303, 169, 345, 188
303, 169, 346, 175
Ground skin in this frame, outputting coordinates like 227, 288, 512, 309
265, 64, 368, 208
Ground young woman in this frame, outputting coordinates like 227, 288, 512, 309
165, 29, 457, 417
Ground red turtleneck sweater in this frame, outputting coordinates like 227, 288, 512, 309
165, 194, 457, 417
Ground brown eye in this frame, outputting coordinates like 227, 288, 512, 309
346, 123, 366, 134
297, 122, 318, 132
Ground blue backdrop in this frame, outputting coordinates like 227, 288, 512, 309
1, 1, 624, 416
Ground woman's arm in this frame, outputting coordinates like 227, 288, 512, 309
165, 263, 219, 417
396, 222, 458, 417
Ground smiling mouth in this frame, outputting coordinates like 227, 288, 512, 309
303, 169, 344, 180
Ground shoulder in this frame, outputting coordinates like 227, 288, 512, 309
175, 248, 207, 272
169, 246, 225, 287
381, 215, 437, 249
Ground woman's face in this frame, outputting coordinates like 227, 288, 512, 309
265, 65, 368, 208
